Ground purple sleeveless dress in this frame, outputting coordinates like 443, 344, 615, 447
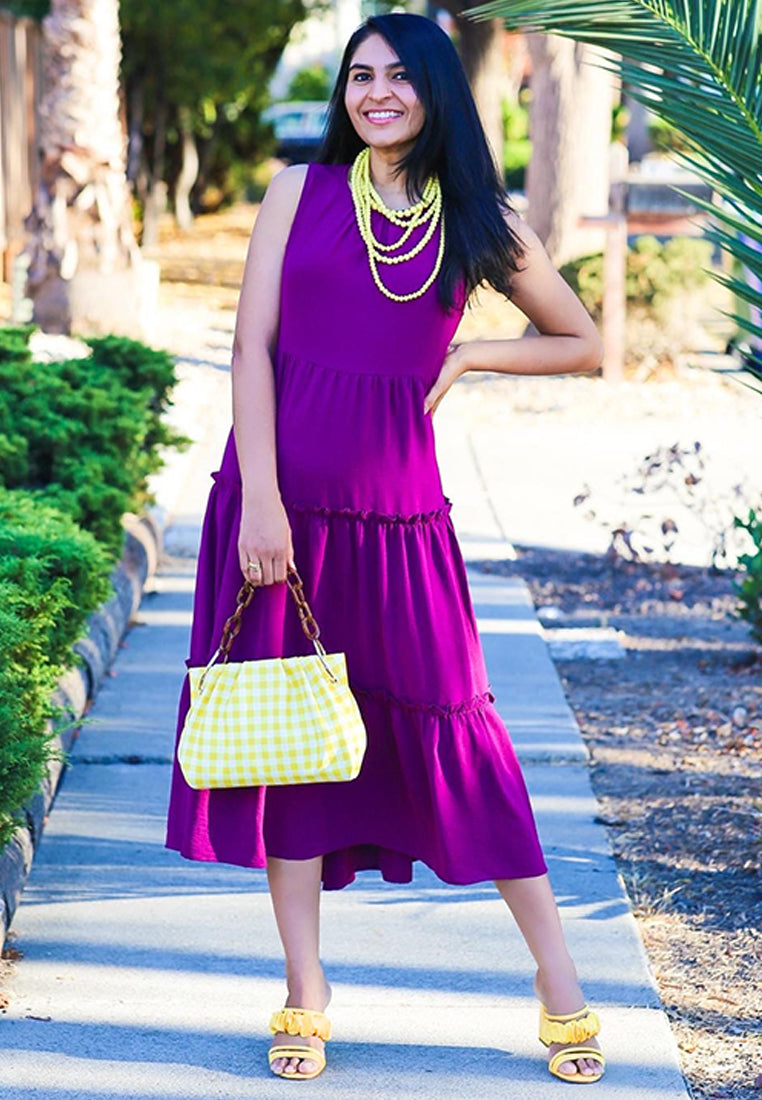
164, 161, 548, 890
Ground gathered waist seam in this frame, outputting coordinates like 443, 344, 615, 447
210, 472, 452, 525
284, 498, 453, 525
277, 346, 429, 382
352, 683, 496, 716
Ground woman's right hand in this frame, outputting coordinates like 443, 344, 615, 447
237, 494, 295, 586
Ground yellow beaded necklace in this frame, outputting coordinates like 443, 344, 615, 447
349, 146, 445, 303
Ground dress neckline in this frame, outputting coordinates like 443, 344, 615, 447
342, 161, 429, 214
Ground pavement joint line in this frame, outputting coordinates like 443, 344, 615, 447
69, 753, 589, 767
515, 753, 592, 765
465, 428, 513, 547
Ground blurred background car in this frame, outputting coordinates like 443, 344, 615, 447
261, 101, 330, 164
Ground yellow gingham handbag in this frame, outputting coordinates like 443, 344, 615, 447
178, 565, 368, 789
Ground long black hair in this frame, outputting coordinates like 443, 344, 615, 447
315, 12, 527, 314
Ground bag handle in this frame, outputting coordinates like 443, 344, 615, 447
198, 565, 337, 690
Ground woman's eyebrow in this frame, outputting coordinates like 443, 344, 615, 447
348, 61, 404, 71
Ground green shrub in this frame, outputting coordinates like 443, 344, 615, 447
0, 486, 112, 658
0, 353, 147, 554
0, 580, 62, 849
733, 507, 762, 646
502, 94, 531, 191
0, 488, 112, 848
611, 102, 630, 144
560, 235, 714, 323
84, 335, 189, 508
648, 115, 693, 155
0, 326, 186, 849
0, 330, 188, 556
0, 324, 34, 367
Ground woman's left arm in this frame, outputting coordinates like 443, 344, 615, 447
423, 212, 605, 415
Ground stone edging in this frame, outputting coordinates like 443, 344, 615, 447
0, 509, 164, 945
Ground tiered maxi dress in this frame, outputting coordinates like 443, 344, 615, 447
165, 160, 548, 890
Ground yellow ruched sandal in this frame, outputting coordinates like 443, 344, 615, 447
538, 1003, 605, 1084
268, 1006, 332, 1080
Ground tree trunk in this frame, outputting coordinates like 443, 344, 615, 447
174, 105, 198, 231
140, 86, 167, 248
126, 77, 144, 187
21, 0, 149, 336
525, 32, 614, 265
456, 15, 505, 171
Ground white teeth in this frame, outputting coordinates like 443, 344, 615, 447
367, 111, 402, 119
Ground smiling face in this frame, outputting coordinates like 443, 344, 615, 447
344, 32, 425, 154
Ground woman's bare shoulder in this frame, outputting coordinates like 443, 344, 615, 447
255, 163, 310, 235
504, 207, 543, 252
502, 207, 603, 347
268, 162, 310, 197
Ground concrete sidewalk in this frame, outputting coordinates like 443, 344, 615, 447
1, 370, 690, 1099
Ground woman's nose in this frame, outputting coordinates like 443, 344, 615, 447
366, 81, 393, 101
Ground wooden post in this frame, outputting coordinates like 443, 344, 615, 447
579, 179, 628, 384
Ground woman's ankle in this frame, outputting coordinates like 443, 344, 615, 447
534, 959, 584, 1008
284, 966, 330, 1007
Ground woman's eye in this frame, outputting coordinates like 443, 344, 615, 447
351, 70, 408, 82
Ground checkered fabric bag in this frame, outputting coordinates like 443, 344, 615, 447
178, 567, 367, 789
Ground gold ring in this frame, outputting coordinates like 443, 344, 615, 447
247, 559, 262, 573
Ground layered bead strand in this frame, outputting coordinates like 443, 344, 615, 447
349, 146, 445, 302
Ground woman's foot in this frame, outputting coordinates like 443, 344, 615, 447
269, 972, 332, 1078
534, 966, 604, 1081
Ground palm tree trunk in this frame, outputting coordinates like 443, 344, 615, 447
458, 16, 506, 171
525, 32, 614, 265
21, 0, 147, 336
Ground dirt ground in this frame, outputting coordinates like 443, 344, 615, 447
482, 547, 762, 1100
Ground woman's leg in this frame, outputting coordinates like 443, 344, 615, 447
266, 855, 332, 1077
495, 873, 603, 1079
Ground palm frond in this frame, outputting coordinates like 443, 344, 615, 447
464, 0, 762, 386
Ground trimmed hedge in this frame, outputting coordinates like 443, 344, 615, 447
0, 326, 187, 848
0, 487, 112, 847
0, 329, 188, 557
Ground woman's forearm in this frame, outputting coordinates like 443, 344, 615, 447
459, 334, 602, 377
231, 342, 282, 506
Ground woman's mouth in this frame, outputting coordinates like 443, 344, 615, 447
364, 110, 404, 126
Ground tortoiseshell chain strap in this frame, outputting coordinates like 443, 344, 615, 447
200, 564, 337, 687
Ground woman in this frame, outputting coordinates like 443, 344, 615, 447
165, 11, 606, 1085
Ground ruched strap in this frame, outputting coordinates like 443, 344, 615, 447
539, 1005, 601, 1047
269, 1007, 332, 1041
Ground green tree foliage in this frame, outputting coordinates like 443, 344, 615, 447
120, 0, 310, 208
0, 1, 49, 18
285, 64, 333, 102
